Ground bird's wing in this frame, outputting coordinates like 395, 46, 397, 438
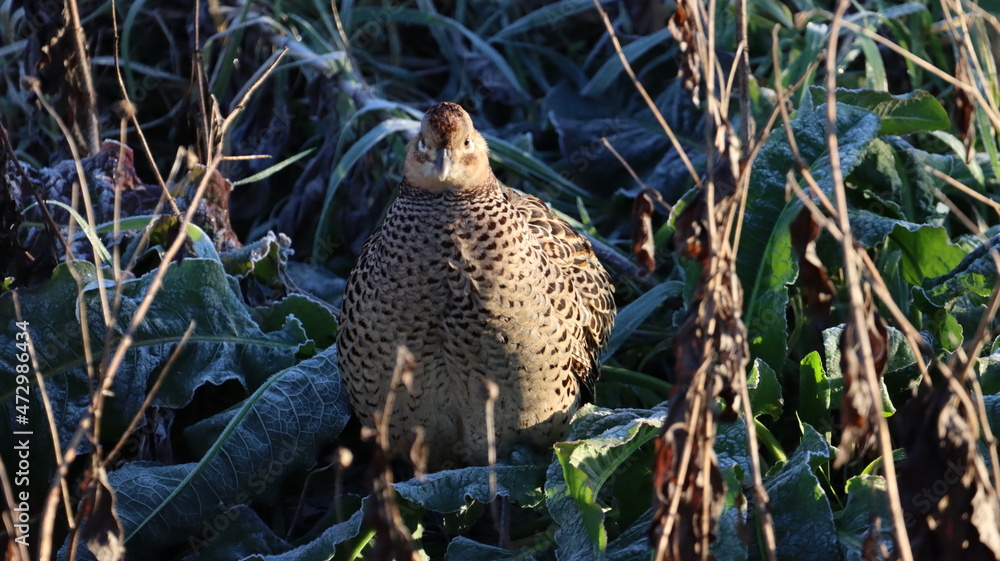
505, 187, 616, 393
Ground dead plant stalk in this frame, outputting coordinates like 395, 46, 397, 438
826, 2, 913, 560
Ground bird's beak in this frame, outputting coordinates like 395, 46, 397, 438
435, 148, 453, 181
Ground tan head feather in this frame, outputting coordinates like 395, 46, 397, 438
404, 102, 490, 191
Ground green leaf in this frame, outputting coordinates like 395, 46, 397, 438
231, 147, 317, 186
921, 232, 1000, 306
221, 231, 291, 283
748, 358, 784, 420
834, 475, 892, 557
546, 405, 667, 558
799, 351, 831, 432
394, 464, 546, 513
761, 424, 839, 561
21, 200, 112, 263
808, 88, 949, 135
849, 213, 966, 285
604, 281, 683, 358
821, 325, 916, 415
112, 347, 351, 551
857, 37, 888, 92
547, 406, 750, 559
94, 216, 221, 262
741, 102, 881, 372
253, 293, 338, 355
881, 135, 985, 222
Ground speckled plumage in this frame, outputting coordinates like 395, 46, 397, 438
337, 103, 615, 469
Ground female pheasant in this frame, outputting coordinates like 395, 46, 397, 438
337, 102, 615, 470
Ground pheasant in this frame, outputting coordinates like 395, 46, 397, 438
337, 102, 615, 470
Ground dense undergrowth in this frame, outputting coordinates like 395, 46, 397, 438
1, 0, 999, 560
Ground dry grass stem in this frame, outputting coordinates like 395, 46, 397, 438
591, 0, 702, 188
826, 3, 912, 559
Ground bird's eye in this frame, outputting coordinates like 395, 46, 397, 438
418, 138, 426, 151
464, 137, 472, 148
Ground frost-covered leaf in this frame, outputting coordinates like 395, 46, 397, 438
741, 103, 881, 372
762, 424, 839, 561
445, 536, 524, 560
808, 88, 949, 135
110, 348, 351, 552
748, 358, 784, 419
822, 324, 921, 414
547, 405, 668, 559
922, 232, 1000, 306
394, 463, 546, 513
835, 475, 892, 561
0, 259, 306, 495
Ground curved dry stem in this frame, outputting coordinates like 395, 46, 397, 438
825, 3, 913, 559
590, 0, 702, 188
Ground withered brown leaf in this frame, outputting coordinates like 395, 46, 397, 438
632, 190, 656, 274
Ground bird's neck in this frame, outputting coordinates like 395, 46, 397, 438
399, 172, 500, 202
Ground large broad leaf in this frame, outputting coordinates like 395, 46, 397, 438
445, 537, 522, 561
821, 324, 919, 415
808, 88, 949, 135
547, 405, 667, 559
394, 463, 546, 513
0, 260, 306, 498
761, 423, 839, 561
182, 498, 367, 561
109, 347, 351, 552
547, 405, 750, 560
740, 102, 881, 372
834, 475, 892, 560
922, 232, 1000, 306
849, 211, 967, 285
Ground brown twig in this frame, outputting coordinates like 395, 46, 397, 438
735, 0, 752, 145
591, 0, 702, 188
65, 0, 100, 155
110, 0, 181, 215
825, 3, 913, 559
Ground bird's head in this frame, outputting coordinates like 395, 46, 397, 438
404, 102, 490, 191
